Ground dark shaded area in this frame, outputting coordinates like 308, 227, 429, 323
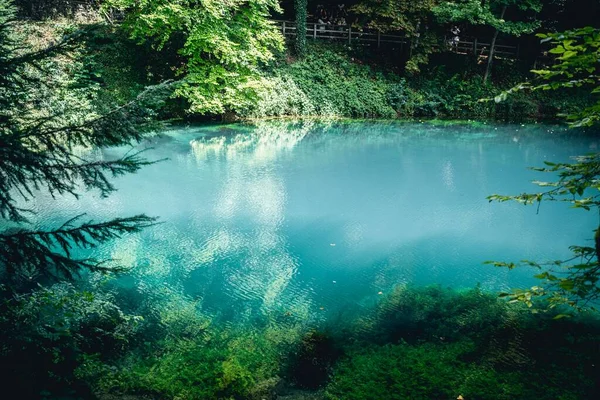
289, 330, 341, 389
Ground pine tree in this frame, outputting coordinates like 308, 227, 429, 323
0, 0, 171, 281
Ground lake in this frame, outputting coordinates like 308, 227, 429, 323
27, 120, 598, 324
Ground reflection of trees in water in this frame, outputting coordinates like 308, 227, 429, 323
189, 120, 316, 163
185, 120, 505, 318
188, 121, 320, 318
69, 121, 592, 324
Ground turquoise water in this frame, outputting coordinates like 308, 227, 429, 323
29, 121, 597, 323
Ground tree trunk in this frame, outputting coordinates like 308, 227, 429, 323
294, 0, 308, 57
483, 5, 507, 84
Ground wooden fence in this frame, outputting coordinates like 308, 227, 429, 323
277, 20, 408, 47
448, 36, 519, 59
275, 20, 520, 60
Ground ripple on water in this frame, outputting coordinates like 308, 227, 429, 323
23, 121, 599, 322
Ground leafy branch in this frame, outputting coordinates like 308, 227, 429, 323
0, 214, 159, 280
489, 27, 600, 127
0, 0, 171, 280
487, 154, 600, 313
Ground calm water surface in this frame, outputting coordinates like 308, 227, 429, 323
29, 121, 598, 322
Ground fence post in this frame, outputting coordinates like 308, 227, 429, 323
348, 26, 352, 45
473, 38, 477, 55
377, 31, 381, 48
313, 23, 317, 39
282, 21, 286, 36
516, 44, 520, 60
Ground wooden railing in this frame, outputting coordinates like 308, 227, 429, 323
275, 20, 520, 59
448, 36, 519, 58
276, 20, 408, 47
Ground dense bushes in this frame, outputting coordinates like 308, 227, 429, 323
238, 42, 590, 122
0, 283, 141, 398
240, 44, 397, 119
23, 18, 589, 123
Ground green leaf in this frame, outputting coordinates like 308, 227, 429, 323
558, 280, 575, 291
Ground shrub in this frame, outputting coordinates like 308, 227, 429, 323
242, 43, 396, 119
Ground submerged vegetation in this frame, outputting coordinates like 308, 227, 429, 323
2, 282, 599, 399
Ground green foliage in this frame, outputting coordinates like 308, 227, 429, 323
4, 278, 599, 399
434, 0, 542, 82
493, 28, 599, 127
294, 0, 307, 57
350, 0, 439, 73
0, 282, 142, 397
241, 43, 396, 119
487, 28, 600, 311
533, 27, 600, 127
326, 341, 475, 400
78, 26, 154, 106
325, 286, 600, 400
105, 0, 284, 115
79, 325, 290, 399
434, 0, 542, 35
349, 286, 509, 345
351, 0, 436, 35
326, 340, 596, 400
1, 215, 159, 279
488, 154, 600, 311
74, 283, 304, 399
0, 0, 171, 280
242, 75, 316, 118
241, 43, 587, 121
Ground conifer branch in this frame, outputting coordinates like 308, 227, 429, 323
0, 214, 159, 279
0, 0, 172, 279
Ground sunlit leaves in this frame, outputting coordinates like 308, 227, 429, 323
105, 0, 284, 114
488, 153, 600, 209
487, 151, 600, 312
433, 0, 541, 35
497, 27, 600, 127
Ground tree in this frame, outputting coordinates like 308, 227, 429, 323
433, 0, 542, 83
13, 0, 94, 19
350, 0, 439, 73
104, 0, 284, 115
351, 0, 436, 34
294, 0, 307, 57
0, 0, 171, 282
487, 27, 600, 312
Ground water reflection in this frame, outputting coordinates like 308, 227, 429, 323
23, 121, 599, 323
188, 122, 318, 316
